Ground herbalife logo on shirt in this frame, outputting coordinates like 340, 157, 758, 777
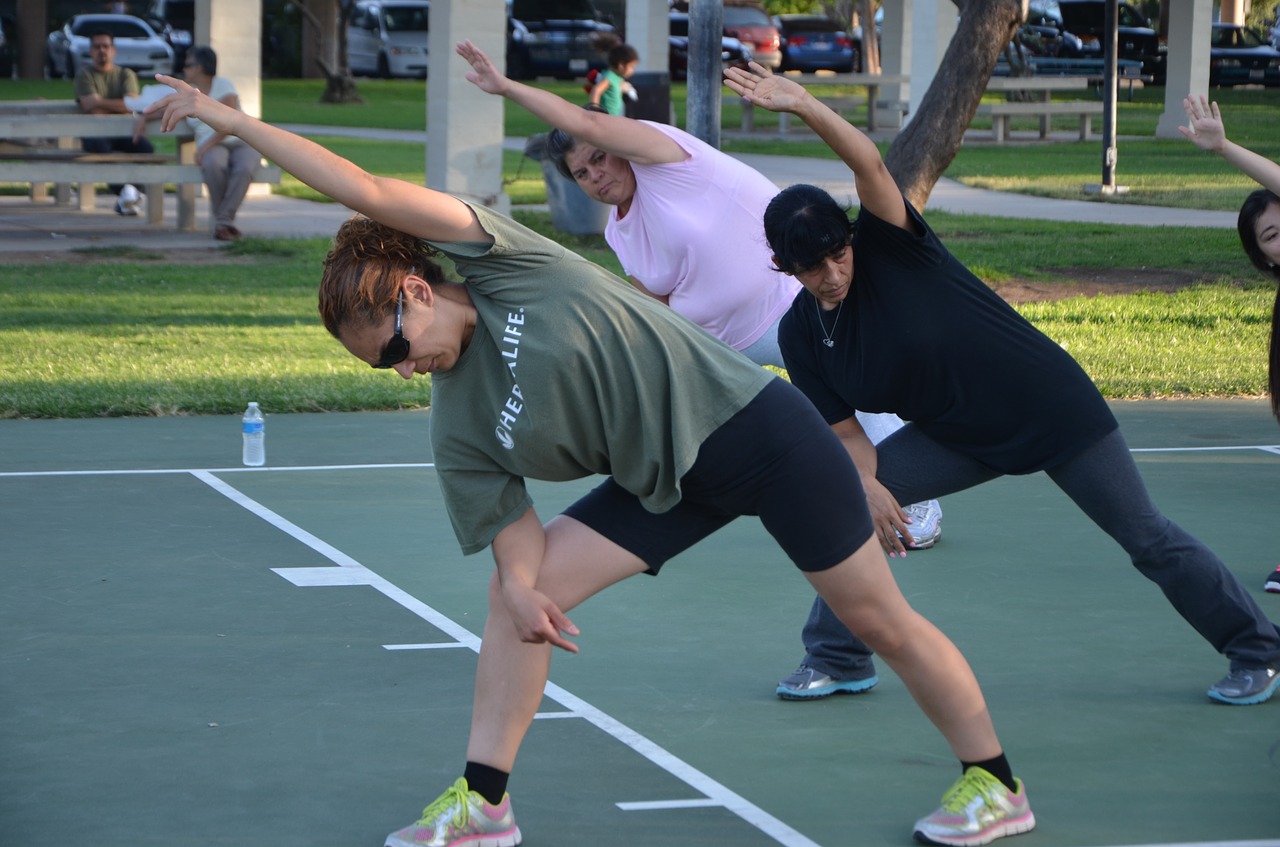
494, 308, 526, 450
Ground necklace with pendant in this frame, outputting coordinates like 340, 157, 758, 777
816, 299, 842, 348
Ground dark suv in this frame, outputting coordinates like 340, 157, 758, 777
142, 0, 193, 70
506, 0, 615, 80
1054, 0, 1166, 80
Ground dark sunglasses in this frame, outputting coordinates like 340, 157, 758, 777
374, 290, 410, 369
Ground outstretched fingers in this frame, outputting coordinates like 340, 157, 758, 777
455, 39, 504, 93
145, 74, 201, 133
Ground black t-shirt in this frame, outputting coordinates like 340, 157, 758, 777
779, 200, 1117, 474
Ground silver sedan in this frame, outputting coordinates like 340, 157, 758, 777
47, 14, 175, 79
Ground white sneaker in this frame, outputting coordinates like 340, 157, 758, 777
901, 499, 942, 549
115, 184, 141, 216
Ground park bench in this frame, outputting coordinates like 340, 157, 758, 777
0, 101, 280, 232
992, 56, 1153, 100
975, 98, 1104, 143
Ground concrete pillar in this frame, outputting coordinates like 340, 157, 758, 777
904, 0, 956, 127
196, 0, 262, 119
625, 0, 674, 125
879, 0, 911, 129
626, 0, 668, 74
427, 0, 508, 214
1156, 0, 1212, 138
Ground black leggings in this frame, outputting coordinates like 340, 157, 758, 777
802, 425, 1280, 672
564, 378, 875, 574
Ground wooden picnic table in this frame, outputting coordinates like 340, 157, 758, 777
0, 103, 278, 231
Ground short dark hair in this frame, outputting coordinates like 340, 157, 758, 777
88, 31, 114, 44
547, 104, 608, 181
608, 43, 639, 68
763, 184, 856, 274
187, 45, 217, 76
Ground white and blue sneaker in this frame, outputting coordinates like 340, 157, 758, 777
1207, 665, 1280, 705
114, 184, 141, 216
776, 664, 878, 700
901, 499, 942, 549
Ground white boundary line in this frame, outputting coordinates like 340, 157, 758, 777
187, 469, 823, 847
2, 443, 1279, 480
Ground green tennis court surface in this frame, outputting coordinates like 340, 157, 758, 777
2, 401, 1278, 847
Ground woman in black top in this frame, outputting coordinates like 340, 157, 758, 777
723, 64, 1280, 709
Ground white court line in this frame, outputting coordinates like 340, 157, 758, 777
1130, 445, 1280, 453
382, 642, 470, 651
0, 462, 436, 478
3, 442, 1279, 480
188, 469, 823, 847
618, 799, 725, 811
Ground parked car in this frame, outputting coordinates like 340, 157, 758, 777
1209, 22, 1280, 87
1021, 1, 1087, 57
720, 1, 780, 69
141, 0, 194, 71
47, 14, 174, 79
668, 10, 752, 81
347, 0, 429, 78
773, 14, 856, 73
1054, 0, 1166, 80
506, 0, 615, 80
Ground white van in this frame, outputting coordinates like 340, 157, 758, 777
347, 0, 429, 78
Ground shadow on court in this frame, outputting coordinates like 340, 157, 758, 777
2, 401, 1278, 847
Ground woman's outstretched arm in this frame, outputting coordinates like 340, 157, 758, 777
724, 62, 908, 230
456, 40, 685, 166
147, 74, 490, 245
1180, 95, 1280, 195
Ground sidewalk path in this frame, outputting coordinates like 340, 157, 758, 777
0, 123, 1236, 255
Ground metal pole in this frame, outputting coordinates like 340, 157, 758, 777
1101, 0, 1119, 190
686, 0, 723, 147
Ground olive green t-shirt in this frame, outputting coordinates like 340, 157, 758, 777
428, 204, 773, 555
73, 65, 140, 103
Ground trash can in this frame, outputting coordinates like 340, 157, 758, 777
524, 133, 611, 236
626, 71, 674, 125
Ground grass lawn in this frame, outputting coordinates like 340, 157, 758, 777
0, 80, 1274, 417
0, 210, 1271, 418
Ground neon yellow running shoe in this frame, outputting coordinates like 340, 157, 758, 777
385, 777, 522, 847
913, 767, 1035, 846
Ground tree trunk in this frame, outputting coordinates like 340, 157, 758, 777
858, 0, 880, 74
297, 0, 364, 104
884, 0, 1024, 211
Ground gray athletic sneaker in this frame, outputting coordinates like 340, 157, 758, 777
901, 500, 942, 549
1207, 665, 1280, 705
776, 664, 878, 700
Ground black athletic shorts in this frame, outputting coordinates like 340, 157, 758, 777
563, 378, 874, 574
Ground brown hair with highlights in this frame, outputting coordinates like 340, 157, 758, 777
317, 216, 446, 340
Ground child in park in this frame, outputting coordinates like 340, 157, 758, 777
588, 41, 638, 115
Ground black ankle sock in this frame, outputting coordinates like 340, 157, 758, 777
961, 753, 1018, 794
463, 761, 510, 805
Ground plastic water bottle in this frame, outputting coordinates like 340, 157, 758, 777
241, 402, 265, 467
